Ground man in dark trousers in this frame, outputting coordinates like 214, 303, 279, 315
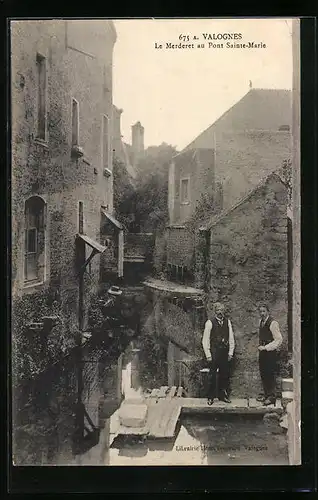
202, 302, 235, 405
257, 304, 283, 405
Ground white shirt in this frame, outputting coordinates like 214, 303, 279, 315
260, 316, 283, 351
202, 318, 235, 359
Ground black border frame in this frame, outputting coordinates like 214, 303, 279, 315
3, 12, 317, 494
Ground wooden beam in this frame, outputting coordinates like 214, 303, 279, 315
167, 386, 177, 398
176, 387, 183, 397
157, 386, 169, 398
81, 248, 98, 272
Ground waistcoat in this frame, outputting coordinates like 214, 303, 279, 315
210, 317, 229, 351
259, 316, 274, 344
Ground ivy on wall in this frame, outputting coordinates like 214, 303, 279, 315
12, 289, 77, 384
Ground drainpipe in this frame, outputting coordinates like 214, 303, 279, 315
75, 238, 85, 449
118, 229, 124, 278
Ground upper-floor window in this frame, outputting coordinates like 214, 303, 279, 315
24, 196, 46, 284
180, 178, 190, 204
36, 53, 47, 140
102, 114, 109, 169
72, 98, 79, 146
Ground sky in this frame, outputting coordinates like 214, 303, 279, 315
112, 18, 294, 151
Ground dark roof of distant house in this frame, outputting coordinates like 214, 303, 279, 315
183, 88, 292, 152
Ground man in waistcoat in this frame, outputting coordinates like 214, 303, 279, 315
257, 304, 283, 405
202, 302, 235, 405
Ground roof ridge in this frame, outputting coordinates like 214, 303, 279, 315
182, 87, 292, 153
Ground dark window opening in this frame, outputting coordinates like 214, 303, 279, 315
36, 54, 46, 140
24, 196, 46, 283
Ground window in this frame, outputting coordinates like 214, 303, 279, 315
36, 54, 47, 140
102, 115, 109, 168
24, 196, 46, 283
180, 178, 190, 204
72, 98, 79, 146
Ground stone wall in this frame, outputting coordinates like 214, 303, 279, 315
124, 232, 155, 261
166, 226, 195, 269
11, 20, 115, 354
11, 20, 118, 464
207, 173, 288, 397
13, 345, 122, 465
169, 148, 215, 225
215, 130, 291, 210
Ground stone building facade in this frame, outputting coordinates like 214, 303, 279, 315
11, 20, 124, 464
205, 173, 290, 397
144, 88, 292, 397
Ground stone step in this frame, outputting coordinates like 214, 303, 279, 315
249, 398, 282, 410
282, 378, 293, 392
181, 398, 283, 415
118, 402, 148, 428
282, 391, 294, 401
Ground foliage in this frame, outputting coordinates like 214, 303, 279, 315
278, 158, 292, 208
113, 143, 178, 233
113, 156, 136, 231
133, 143, 178, 232
12, 289, 77, 385
185, 191, 219, 234
136, 333, 168, 389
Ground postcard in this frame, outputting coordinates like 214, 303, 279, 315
10, 17, 300, 467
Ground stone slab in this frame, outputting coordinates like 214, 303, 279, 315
181, 398, 282, 415
118, 403, 148, 428
148, 399, 182, 439
282, 391, 294, 401
282, 378, 293, 392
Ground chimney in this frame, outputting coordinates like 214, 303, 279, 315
131, 121, 144, 167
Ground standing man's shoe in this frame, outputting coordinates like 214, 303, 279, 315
219, 392, 231, 403
219, 395, 231, 403
264, 398, 275, 406
256, 395, 265, 402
